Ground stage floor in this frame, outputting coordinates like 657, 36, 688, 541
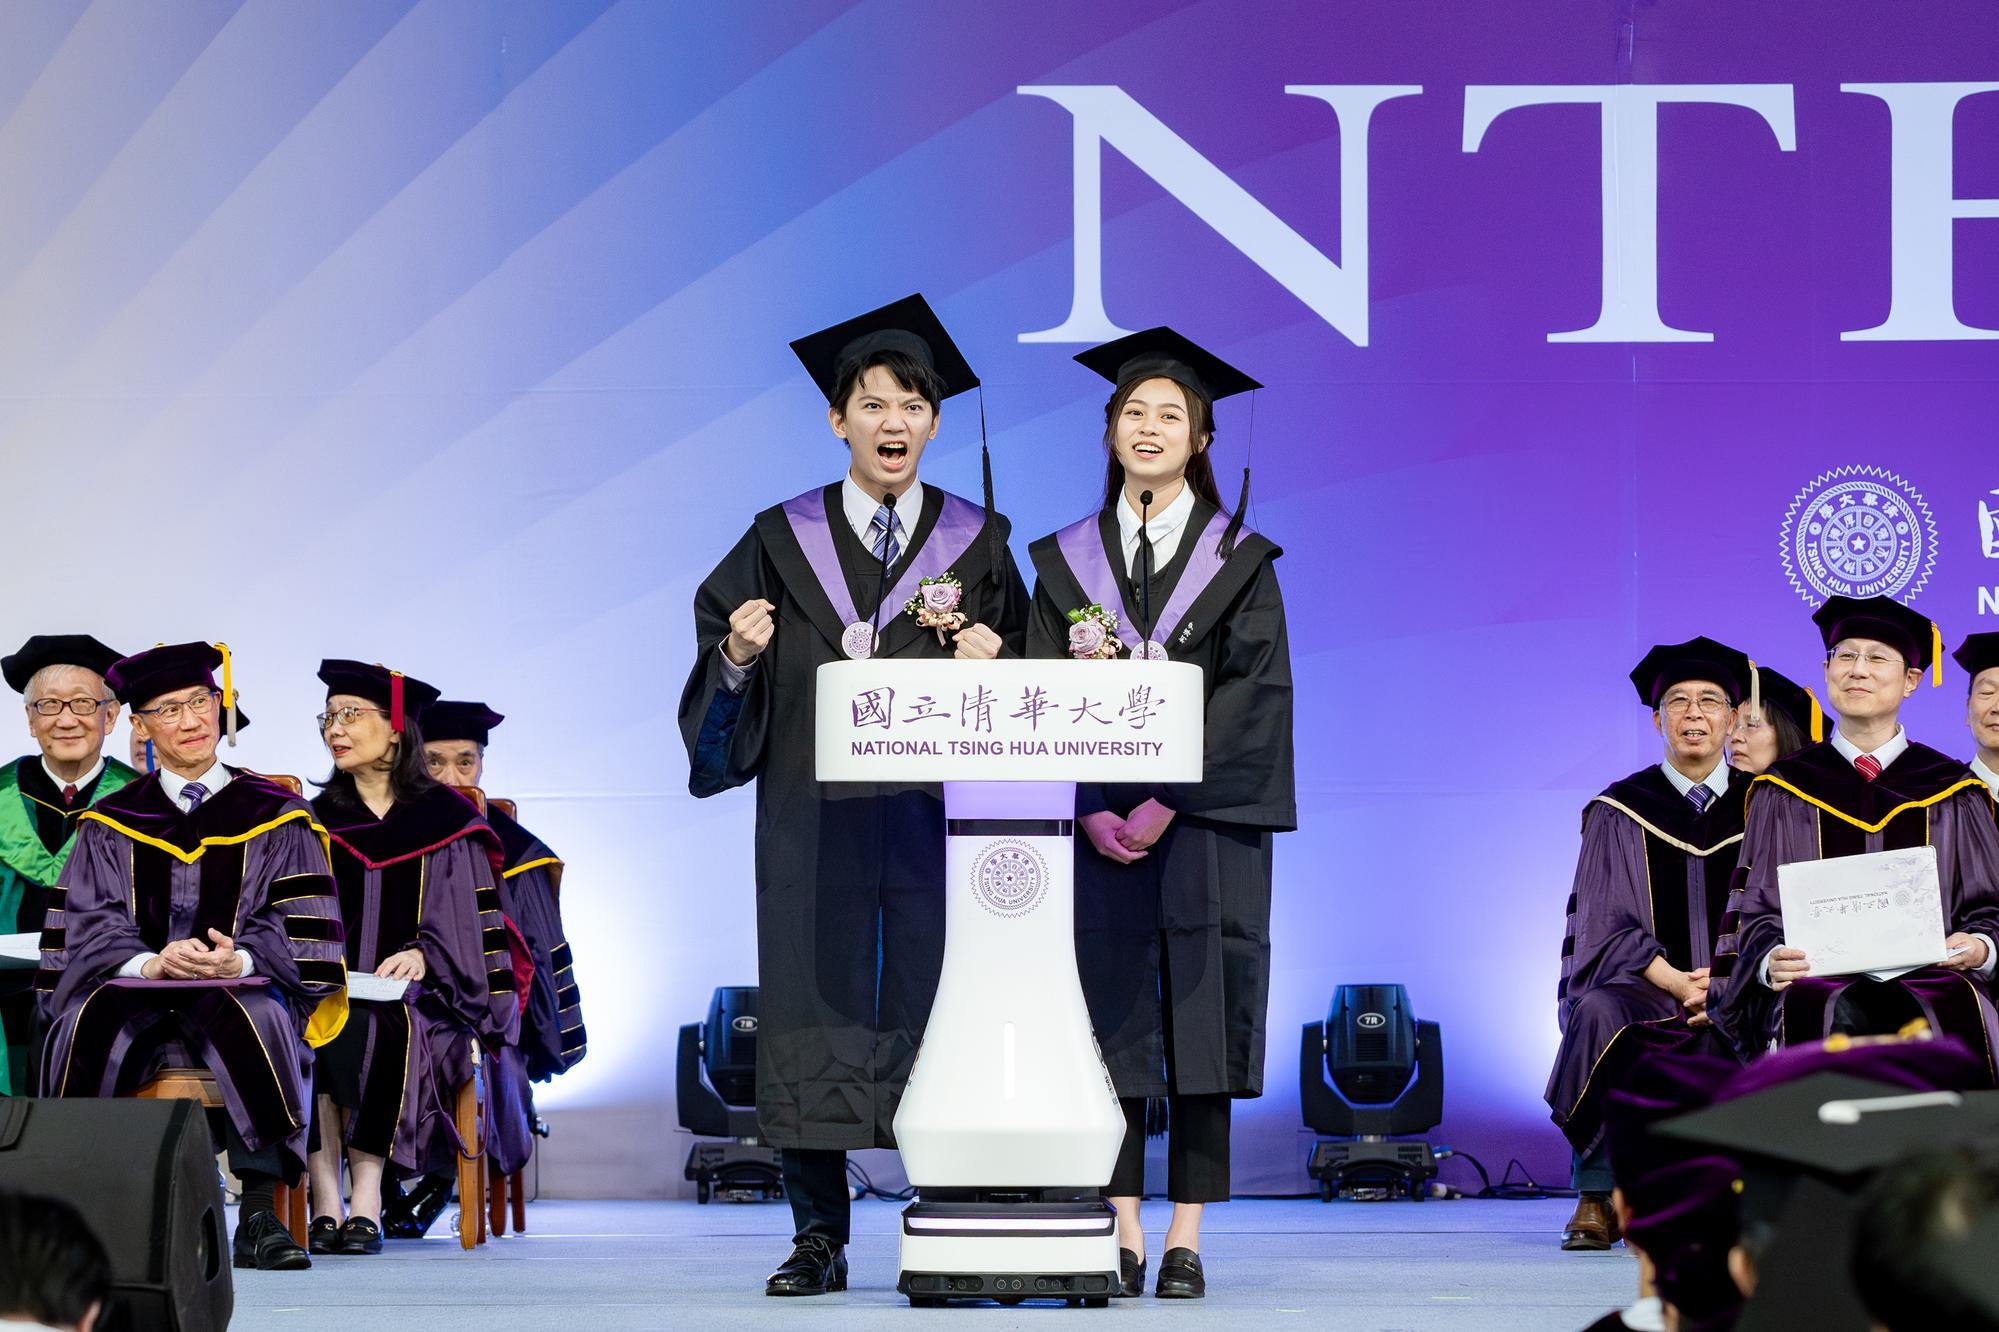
232, 1197, 1633, 1331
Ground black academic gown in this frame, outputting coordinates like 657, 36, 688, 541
1027, 500, 1295, 1098
678, 482, 1029, 1151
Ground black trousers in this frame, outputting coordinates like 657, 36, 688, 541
782, 1148, 850, 1246
1106, 1094, 1231, 1204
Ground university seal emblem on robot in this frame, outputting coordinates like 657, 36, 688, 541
970, 840, 1049, 918
1780, 465, 1936, 606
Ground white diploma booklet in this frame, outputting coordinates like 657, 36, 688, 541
0, 932, 38, 968
1778, 845, 1948, 980
344, 973, 411, 1003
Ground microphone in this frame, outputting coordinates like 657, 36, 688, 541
870, 489, 898, 654
1138, 489, 1154, 652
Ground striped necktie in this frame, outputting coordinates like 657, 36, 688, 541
1686, 783, 1713, 813
868, 503, 901, 567
1854, 753, 1882, 782
182, 781, 209, 812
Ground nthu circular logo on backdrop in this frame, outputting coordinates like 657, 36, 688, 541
970, 839, 1049, 918
1780, 466, 1936, 606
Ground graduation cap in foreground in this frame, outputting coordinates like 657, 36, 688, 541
1813, 595, 1944, 687
1954, 631, 1999, 688
1657, 1068, 1999, 1332
1074, 327, 1264, 556
1743, 664, 1824, 744
317, 660, 441, 734
2, 635, 124, 695
1628, 637, 1752, 709
423, 701, 505, 748
107, 641, 245, 747
791, 294, 998, 566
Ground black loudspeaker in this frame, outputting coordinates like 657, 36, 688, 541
0, 1097, 231, 1331
677, 986, 780, 1203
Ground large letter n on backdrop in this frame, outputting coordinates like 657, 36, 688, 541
1016, 84, 1420, 346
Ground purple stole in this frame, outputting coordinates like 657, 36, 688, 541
1052, 508, 1249, 658
779, 485, 986, 658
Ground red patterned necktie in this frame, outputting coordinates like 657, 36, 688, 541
61, 783, 76, 806
1855, 753, 1882, 782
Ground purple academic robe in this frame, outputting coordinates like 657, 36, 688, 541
1544, 766, 1748, 1153
1709, 740, 1999, 1072
36, 771, 346, 1179
313, 785, 521, 1173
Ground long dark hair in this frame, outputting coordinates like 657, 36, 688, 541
313, 714, 437, 815
1097, 374, 1226, 512
1762, 702, 1809, 762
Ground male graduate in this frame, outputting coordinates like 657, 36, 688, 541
1547, 637, 1754, 1251
1958, 633, 1999, 804
37, 642, 348, 1271
1710, 597, 1999, 1065
0, 636, 138, 1096
678, 295, 1029, 1295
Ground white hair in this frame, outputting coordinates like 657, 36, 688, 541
22, 663, 107, 703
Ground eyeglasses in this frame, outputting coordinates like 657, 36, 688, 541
1733, 715, 1768, 732
1828, 648, 1906, 672
316, 705, 390, 732
1661, 697, 1732, 717
28, 697, 114, 717
133, 692, 217, 725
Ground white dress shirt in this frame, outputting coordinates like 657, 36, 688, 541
118, 762, 254, 979
1657, 758, 1729, 805
1762, 724, 1993, 984
718, 478, 929, 692
40, 755, 104, 794
1115, 482, 1197, 578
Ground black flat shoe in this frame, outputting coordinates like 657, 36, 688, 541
383, 1172, 453, 1239
337, 1216, 384, 1256
1155, 1247, 1204, 1299
1117, 1247, 1146, 1298
308, 1216, 341, 1256
766, 1237, 847, 1296
232, 1211, 311, 1271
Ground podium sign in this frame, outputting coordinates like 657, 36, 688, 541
814, 659, 1204, 1305
816, 659, 1203, 784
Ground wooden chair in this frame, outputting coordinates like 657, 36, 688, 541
130, 771, 311, 1244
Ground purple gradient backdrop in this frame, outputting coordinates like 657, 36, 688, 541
0, 0, 1991, 1196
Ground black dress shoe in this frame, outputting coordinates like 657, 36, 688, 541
383, 1173, 453, 1239
308, 1216, 341, 1256
1155, 1247, 1204, 1299
232, 1211, 311, 1271
337, 1216, 384, 1255
1117, 1248, 1146, 1298
765, 1237, 848, 1296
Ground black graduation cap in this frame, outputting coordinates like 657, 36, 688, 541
1072, 326, 1262, 402
1658, 1071, 1999, 1332
1953, 631, 1999, 687
2, 635, 125, 694
317, 659, 441, 733
1744, 664, 1824, 744
423, 700, 504, 747
1813, 595, 1942, 685
1628, 636, 1752, 708
1075, 327, 1264, 556
107, 641, 247, 747
788, 293, 978, 405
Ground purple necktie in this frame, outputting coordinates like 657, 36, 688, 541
182, 781, 209, 811
1687, 784, 1713, 813
868, 504, 901, 566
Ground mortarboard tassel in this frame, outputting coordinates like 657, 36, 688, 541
216, 641, 238, 747
1806, 687, 1824, 743
1932, 621, 1943, 687
1749, 660, 1761, 720
388, 669, 406, 732
978, 386, 1000, 571
1219, 388, 1258, 558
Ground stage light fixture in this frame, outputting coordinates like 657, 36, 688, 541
1299, 983, 1444, 1201
676, 985, 782, 1204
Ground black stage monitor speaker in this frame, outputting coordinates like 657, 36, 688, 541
0, 1097, 231, 1332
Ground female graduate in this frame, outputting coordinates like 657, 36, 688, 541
1725, 665, 1821, 777
304, 661, 519, 1256
1026, 328, 1295, 1301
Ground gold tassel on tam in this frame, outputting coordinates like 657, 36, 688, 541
215, 641, 238, 747
1806, 687, 1824, 743
1932, 621, 1944, 687
1749, 660, 1762, 719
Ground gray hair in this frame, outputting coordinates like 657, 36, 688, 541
22, 663, 108, 704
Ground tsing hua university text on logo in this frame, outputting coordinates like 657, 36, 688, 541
1781, 467, 1936, 606
970, 840, 1049, 919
